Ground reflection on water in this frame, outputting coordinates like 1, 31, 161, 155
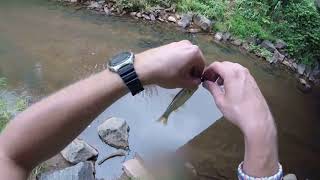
0, 0, 319, 179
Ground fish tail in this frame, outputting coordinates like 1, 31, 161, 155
157, 112, 170, 125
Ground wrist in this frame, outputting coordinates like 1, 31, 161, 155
134, 53, 153, 86
242, 115, 279, 177
241, 111, 276, 138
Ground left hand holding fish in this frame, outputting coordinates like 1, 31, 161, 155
134, 40, 205, 89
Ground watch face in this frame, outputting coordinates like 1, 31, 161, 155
109, 52, 132, 67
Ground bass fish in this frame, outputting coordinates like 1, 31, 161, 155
158, 87, 198, 125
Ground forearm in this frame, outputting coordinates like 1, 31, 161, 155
0, 40, 205, 179
242, 114, 279, 177
0, 69, 127, 170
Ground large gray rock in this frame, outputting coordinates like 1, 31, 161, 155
297, 63, 306, 75
61, 138, 98, 164
98, 117, 129, 149
214, 32, 223, 41
177, 13, 193, 29
38, 161, 95, 180
222, 32, 231, 41
260, 40, 276, 53
193, 14, 212, 32
275, 39, 287, 49
270, 50, 285, 64
167, 16, 177, 23
231, 39, 242, 46
297, 78, 312, 93
87, 1, 102, 9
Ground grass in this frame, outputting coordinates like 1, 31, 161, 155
28, 164, 46, 180
177, 0, 228, 21
0, 98, 11, 132
0, 77, 29, 131
0, 78, 42, 178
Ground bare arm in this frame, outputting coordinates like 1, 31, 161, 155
0, 40, 205, 179
203, 61, 278, 177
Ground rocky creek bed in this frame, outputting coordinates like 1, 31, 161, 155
1, 1, 320, 179
59, 0, 320, 93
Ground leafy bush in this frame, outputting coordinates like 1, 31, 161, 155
115, 0, 177, 11
271, 0, 320, 65
227, 15, 271, 40
225, 0, 273, 40
177, 0, 228, 20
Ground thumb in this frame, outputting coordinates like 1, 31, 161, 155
203, 80, 225, 107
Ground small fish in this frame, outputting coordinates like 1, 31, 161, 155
158, 87, 198, 125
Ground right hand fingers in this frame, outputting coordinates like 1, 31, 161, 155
203, 80, 225, 107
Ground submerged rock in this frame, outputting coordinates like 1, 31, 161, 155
260, 40, 276, 53
177, 13, 193, 29
214, 32, 223, 41
283, 174, 297, 180
38, 161, 95, 180
97, 149, 127, 165
61, 138, 98, 164
193, 14, 212, 32
187, 28, 201, 33
184, 162, 197, 176
297, 78, 312, 93
97, 117, 129, 149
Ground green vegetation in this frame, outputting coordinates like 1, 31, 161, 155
0, 77, 29, 132
177, 0, 320, 65
249, 44, 273, 61
177, 0, 227, 21
115, 0, 177, 11
0, 98, 11, 131
115, 0, 320, 65
28, 163, 46, 180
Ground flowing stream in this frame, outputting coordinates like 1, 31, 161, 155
0, 0, 319, 179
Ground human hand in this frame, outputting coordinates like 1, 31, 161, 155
202, 61, 275, 136
135, 40, 205, 89
202, 61, 278, 176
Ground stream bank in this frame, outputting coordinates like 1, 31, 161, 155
59, 0, 320, 93
1, 0, 320, 179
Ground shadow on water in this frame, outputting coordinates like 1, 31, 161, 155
0, 0, 319, 179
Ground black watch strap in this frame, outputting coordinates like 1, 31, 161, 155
118, 64, 144, 96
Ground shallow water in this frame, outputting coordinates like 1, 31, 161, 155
0, 0, 319, 179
